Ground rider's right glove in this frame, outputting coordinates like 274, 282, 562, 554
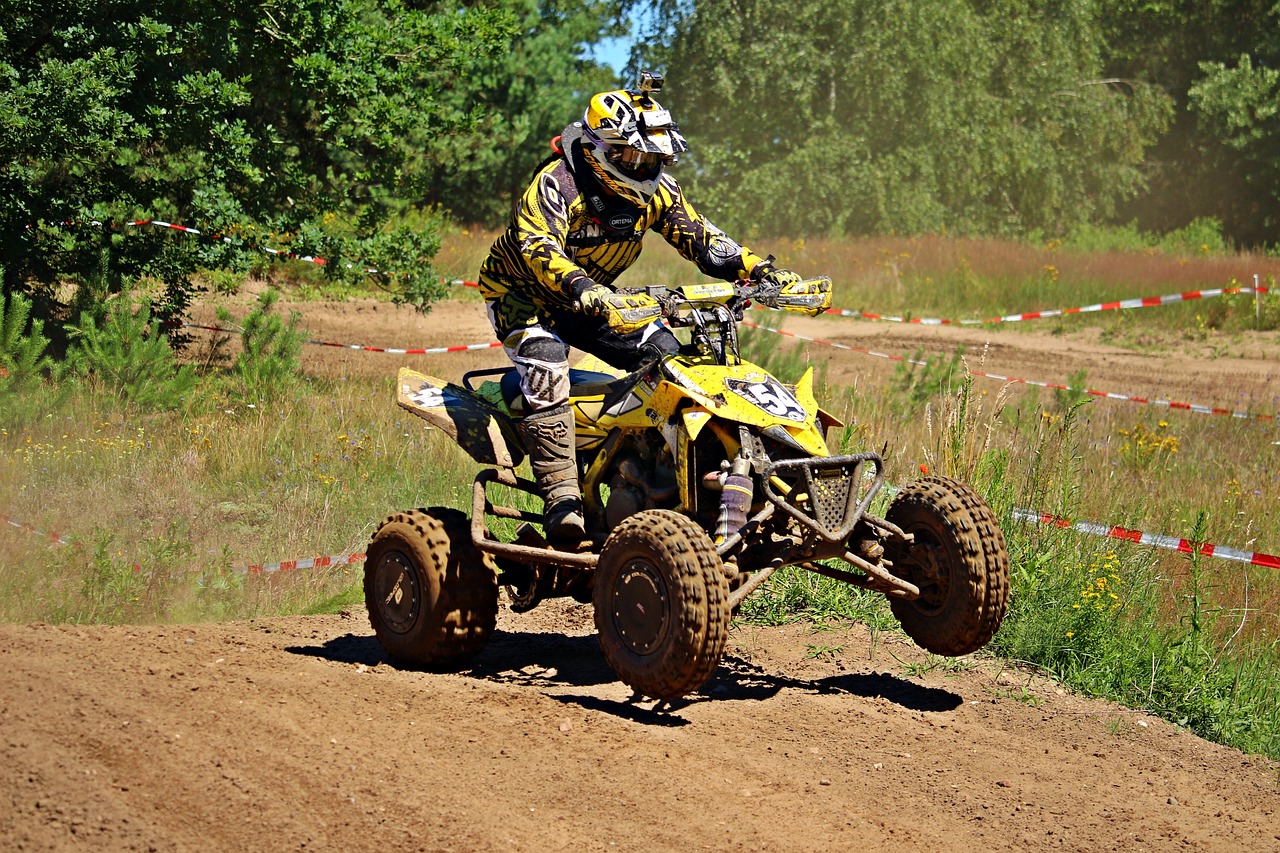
577, 284, 662, 335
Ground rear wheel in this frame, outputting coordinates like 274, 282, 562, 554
593, 509, 730, 699
364, 507, 498, 668
884, 477, 1009, 656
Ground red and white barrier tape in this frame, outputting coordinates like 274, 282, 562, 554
9, 502, 1276, 572
815, 284, 1271, 325
242, 552, 365, 575
1013, 508, 1280, 570
743, 321, 1278, 423
303, 338, 500, 356
180, 314, 1276, 421
72, 218, 480, 286
3, 511, 365, 575
3, 514, 79, 548
967, 368, 1276, 422
178, 322, 502, 355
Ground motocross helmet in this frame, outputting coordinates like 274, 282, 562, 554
579, 73, 689, 206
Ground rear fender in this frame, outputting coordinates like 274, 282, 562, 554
396, 367, 523, 468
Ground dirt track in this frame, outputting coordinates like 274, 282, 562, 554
3, 297, 1280, 851
3, 607, 1278, 852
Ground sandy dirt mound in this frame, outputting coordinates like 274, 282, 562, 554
2, 604, 1277, 852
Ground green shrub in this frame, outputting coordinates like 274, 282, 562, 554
0, 290, 55, 393
218, 288, 304, 403
1052, 368, 1090, 413
1061, 221, 1153, 253
66, 295, 197, 411
1158, 217, 1229, 257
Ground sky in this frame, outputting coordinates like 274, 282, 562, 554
589, 34, 632, 75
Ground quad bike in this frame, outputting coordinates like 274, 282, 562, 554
364, 279, 1010, 700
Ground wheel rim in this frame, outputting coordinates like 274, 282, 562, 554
904, 530, 950, 616
373, 549, 420, 634
610, 557, 670, 655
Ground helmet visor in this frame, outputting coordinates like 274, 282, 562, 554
607, 146, 671, 179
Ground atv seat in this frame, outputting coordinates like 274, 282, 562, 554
500, 367, 620, 415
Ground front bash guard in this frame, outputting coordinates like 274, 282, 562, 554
761, 452, 885, 543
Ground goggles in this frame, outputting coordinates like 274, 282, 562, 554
606, 145, 674, 177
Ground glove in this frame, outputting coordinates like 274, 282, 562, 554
754, 267, 832, 317
578, 285, 662, 334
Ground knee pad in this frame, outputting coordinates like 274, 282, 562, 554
513, 336, 570, 409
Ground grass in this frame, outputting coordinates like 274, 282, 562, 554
0, 375, 477, 623
4, 230, 1280, 761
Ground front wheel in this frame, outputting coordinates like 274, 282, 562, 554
364, 507, 499, 669
593, 509, 730, 700
884, 476, 1009, 656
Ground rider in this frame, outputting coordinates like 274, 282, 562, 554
477, 72, 830, 542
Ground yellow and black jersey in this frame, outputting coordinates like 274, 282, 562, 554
479, 152, 769, 339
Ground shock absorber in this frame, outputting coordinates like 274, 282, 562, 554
713, 453, 754, 544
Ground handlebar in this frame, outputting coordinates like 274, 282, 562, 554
618, 277, 830, 322
605, 277, 828, 365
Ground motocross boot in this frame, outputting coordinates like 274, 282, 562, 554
518, 405, 587, 543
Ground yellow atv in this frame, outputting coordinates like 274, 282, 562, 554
364, 280, 1009, 699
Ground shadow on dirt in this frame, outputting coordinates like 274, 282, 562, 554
709, 654, 964, 713
287, 630, 962, 722
470, 631, 617, 688
287, 632, 387, 666
285, 629, 613, 685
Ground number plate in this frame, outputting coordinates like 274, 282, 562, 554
725, 377, 807, 422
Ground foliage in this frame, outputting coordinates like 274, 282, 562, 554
1098, 2, 1280, 247
631, 0, 1172, 239
66, 295, 196, 410
217, 288, 304, 403
993, 514, 1280, 760
1064, 217, 1229, 257
0, 289, 54, 392
0, 0, 517, 319
411, 0, 626, 226
738, 568, 897, 633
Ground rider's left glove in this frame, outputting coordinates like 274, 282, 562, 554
753, 266, 832, 317
578, 284, 662, 335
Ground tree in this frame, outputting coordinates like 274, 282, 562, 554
1098, 2, 1280, 245
411, 0, 627, 226
629, 0, 1172, 239
0, 0, 515, 324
